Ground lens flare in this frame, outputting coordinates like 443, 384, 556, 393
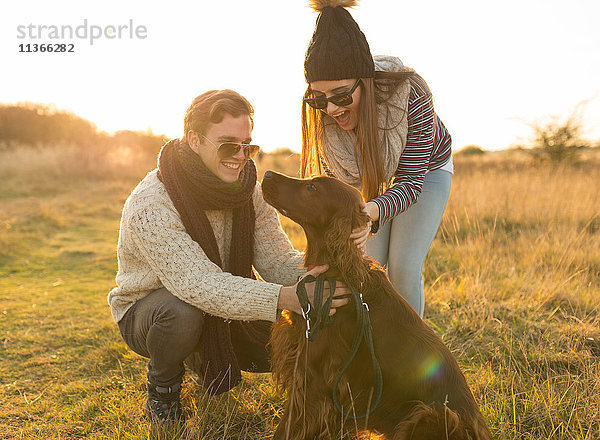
417, 353, 444, 381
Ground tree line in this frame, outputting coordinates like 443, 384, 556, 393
2, 102, 596, 165
0, 102, 167, 154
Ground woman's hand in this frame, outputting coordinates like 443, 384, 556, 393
364, 201, 379, 222
278, 265, 350, 316
350, 201, 379, 255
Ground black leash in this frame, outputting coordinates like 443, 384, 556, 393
331, 286, 383, 419
296, 274, 335, 341
295, 276, 383, 419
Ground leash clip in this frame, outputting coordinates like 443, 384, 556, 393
301, 303, 312, 339
359, 293, 370, 312
304, 317, 312, 340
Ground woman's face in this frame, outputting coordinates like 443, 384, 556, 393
308, 79, 361, 131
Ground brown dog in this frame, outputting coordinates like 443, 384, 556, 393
262, 171, 491, 440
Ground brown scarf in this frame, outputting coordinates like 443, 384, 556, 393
157, 139, 271, 394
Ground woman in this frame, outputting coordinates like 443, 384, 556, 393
301, 0, 453, 317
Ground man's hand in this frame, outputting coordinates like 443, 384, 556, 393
278, 265, 350, 316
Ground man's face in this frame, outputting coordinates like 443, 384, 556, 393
189, 113, 253, 183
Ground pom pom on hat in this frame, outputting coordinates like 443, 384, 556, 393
308, 0, 357, 12
304, 0, 374, 82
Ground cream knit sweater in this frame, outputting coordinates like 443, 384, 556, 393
108, 170, 306, 323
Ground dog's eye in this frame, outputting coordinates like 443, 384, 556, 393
306, 183, 317, 192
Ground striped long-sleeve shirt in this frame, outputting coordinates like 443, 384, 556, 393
372, 74, 452, 226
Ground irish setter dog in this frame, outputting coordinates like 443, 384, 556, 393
262, 171, 491, 440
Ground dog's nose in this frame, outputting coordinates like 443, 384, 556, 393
264, 170, 273, 180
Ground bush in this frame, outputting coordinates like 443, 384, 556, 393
0, 102, 98, 148
526, 103, 591, 164
0, 103, 167, 165
456, 145, 486, 156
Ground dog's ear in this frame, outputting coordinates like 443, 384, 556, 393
325, 209, 369, 287
352, 201, 371, 231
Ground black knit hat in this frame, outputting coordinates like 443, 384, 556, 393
304, 0, 374, 83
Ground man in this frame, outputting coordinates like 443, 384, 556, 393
108, 89, 348, 423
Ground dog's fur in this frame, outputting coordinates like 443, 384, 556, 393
262, 171, 491, 440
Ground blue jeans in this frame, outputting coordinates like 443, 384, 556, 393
366, 169, 451, 317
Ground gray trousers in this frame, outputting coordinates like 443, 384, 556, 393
118, 288, 204, 388
366, 169, 451, 317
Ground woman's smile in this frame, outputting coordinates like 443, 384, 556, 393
309, 78, 362, 131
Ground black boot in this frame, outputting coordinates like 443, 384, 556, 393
144, 380, 185, 424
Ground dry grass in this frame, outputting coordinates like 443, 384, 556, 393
426, 150, 600, 439
0, 145, 599, 439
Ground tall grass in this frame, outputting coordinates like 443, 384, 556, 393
0, 146, 599, 439
426, 151, 600, 439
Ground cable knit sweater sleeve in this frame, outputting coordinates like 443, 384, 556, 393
126, 203, 284, 322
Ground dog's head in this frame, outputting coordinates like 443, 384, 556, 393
262, 171, 371, 281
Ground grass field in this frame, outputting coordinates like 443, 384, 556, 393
0, 145, 599, 439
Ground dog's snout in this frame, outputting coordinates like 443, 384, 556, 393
263, 170, 273, 180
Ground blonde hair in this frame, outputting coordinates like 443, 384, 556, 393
300, 72, 413, 201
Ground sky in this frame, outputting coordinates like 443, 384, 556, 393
1, 0, 599, 152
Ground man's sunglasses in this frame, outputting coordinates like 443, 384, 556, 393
197, 133, 260, 159
303, 79, 361, 110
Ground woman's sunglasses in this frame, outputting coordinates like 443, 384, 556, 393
303, 79, 361, 110
198, 133, 260, 159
